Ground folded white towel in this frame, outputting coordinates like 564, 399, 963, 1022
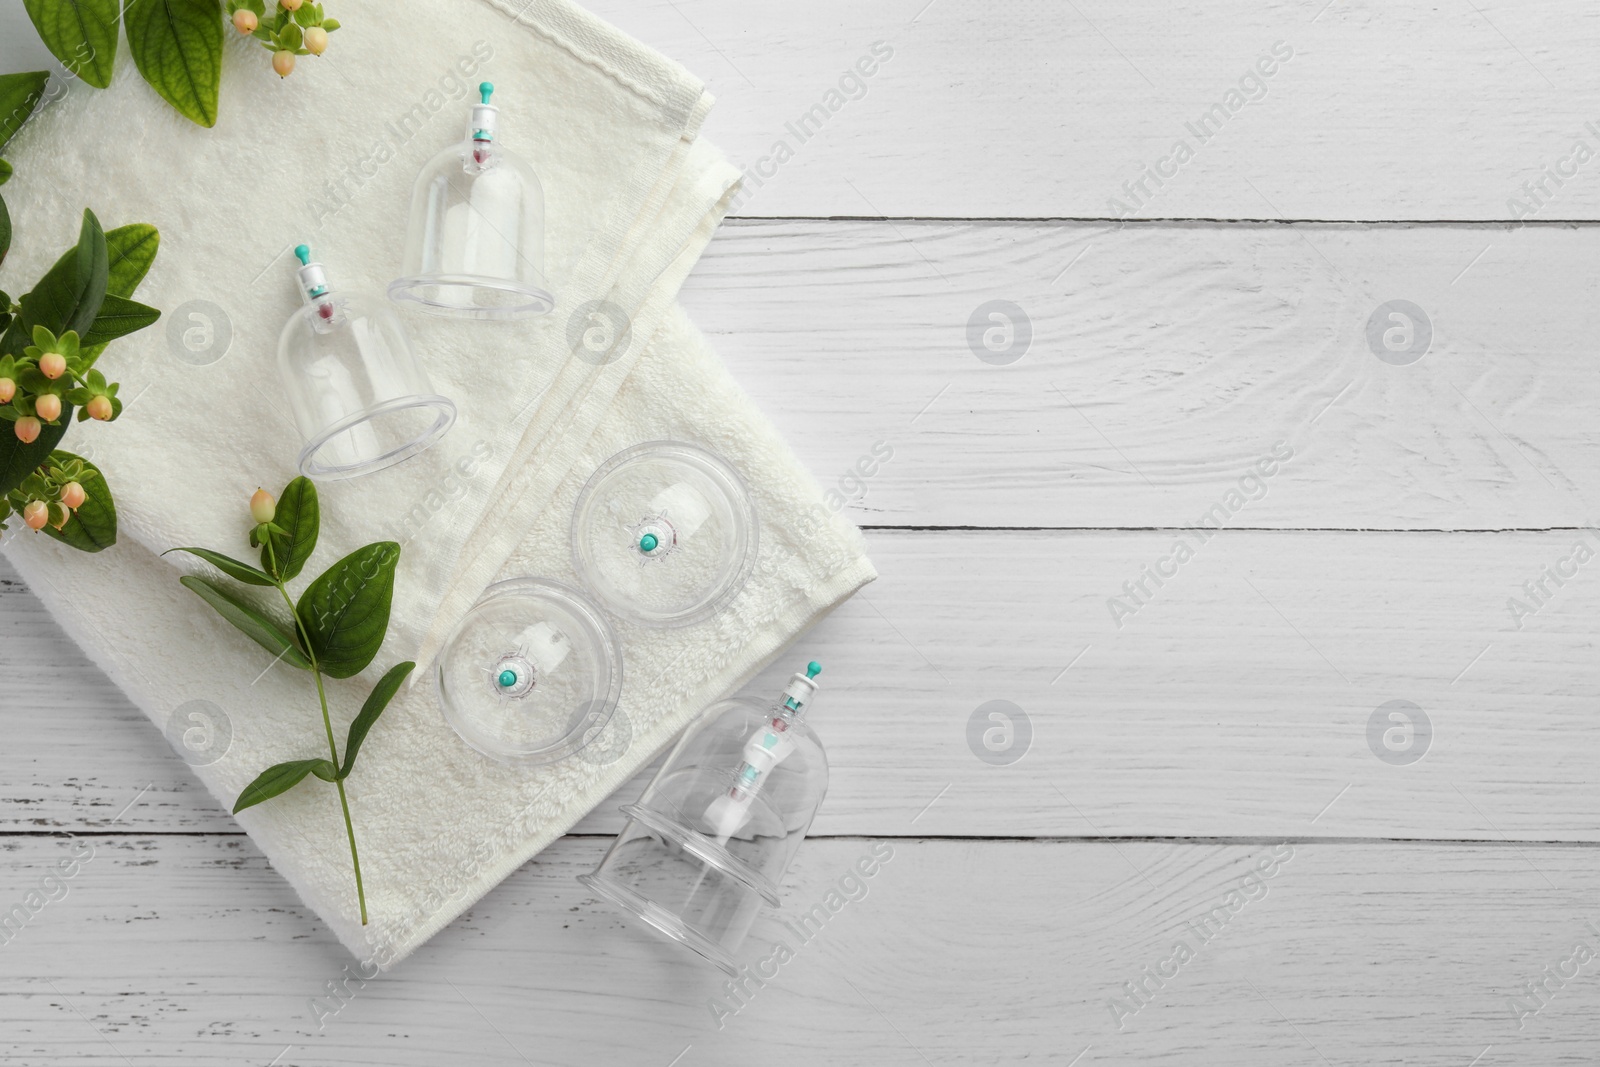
0, 0, 873, 964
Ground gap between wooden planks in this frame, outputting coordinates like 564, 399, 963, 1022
0, 833, 1595, 1066
582, 0, 1600, 221
6, 522, 1596, 841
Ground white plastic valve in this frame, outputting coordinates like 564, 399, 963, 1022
515, 621, 570, 676
704, 793, 749, 842
781, 671, 819, 714
702, 662, 822, 843
743, 726, 795, 772
650, 481, 713, 541
294, 244, 328, 301
471, 81, 499, 141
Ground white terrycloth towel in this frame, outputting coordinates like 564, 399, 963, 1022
0, 0, 874, 964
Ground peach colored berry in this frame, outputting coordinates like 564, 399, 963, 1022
61, 482, 86, 509
304, 27, 328, 54
22, 500, 47, 530
14, 417, 40, 443
273, 50, 295, 77
233, 9, 258, 33
250, 488, 276, 524
279, 0, 303, 10
34, 394, 62, 422
0, 377, 14, 403
39, 352, 67, 379
86, 396, 113, 421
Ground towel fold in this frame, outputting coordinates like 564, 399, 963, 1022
1, 0, 873, 964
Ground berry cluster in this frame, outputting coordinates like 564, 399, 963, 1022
0, 454, 91, 542
0, 325, 122, 446
227, 0, 342, 79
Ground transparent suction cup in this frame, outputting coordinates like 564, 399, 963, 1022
571, 442, 758, 627
389, 82, 554, 319
278, 245, 455, 480
435, 578, 623, 764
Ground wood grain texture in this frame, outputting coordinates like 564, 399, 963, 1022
690, 219, 1600, 530
2, 833, 1598, 1066
8, 524, 1598, 841
580, 0, 1600, 221
4, 1, 1599, 1061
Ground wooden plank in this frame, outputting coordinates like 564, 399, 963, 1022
12, 2, 1600, 222
12, 220, 1588, 545
687, 219, 1600, 530
7, 526, 1598, 841
581, 0, 1600, 221
14, 219, 1595, 532
6, 220, 1593, 534
1, 833, 1596, 1064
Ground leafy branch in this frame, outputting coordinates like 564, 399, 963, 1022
0, 79, 161, 551
21, 0, 347, 129
168, 477, 411, 925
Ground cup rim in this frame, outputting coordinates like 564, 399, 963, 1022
577, 871, 743, 977
297, 393, 457, 480
388, 273, 555, 319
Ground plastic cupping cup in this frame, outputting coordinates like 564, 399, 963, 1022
390, 82, 553, 318
580, 664, 829, 975
277, 245, 455, 480
571, 441, 759, 628
434, 578, 623, 765
435, 441, 758, 766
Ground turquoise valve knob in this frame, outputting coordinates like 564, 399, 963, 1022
294, 244, 312, 266
639, 532, 659, 553
806, 661, 822, 679
498, 668, 518, 688
479, 81, 494, 104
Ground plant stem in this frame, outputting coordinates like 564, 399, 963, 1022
311, 663, 368, 926
266, 541, 369, 925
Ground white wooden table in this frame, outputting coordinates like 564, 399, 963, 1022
4, 2, 1599, 1063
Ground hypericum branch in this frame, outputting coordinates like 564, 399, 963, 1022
0, 203, 161, 556
168, 477, 412, 926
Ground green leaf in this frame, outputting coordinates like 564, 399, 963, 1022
103, 224, 159, 298
296, 542, 399, 680
0, 193, 9, 268
23, 0, 121, 90
165, 546, 274, 586
19, 368, 62, 396
0, 72, 50, 156
124, 0, 222, 128
11, 210, 108, 354
74, 223, 161, 367
0, 159, 11, 185
233, 757, 337, 813
40, 449, 114, 552
341, 661, 413, 779
80, 294, 159, 347
179, 574, 312, 670
69, 209, 109, 336
0, 415, 69, 496
262, 475, 318, 582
